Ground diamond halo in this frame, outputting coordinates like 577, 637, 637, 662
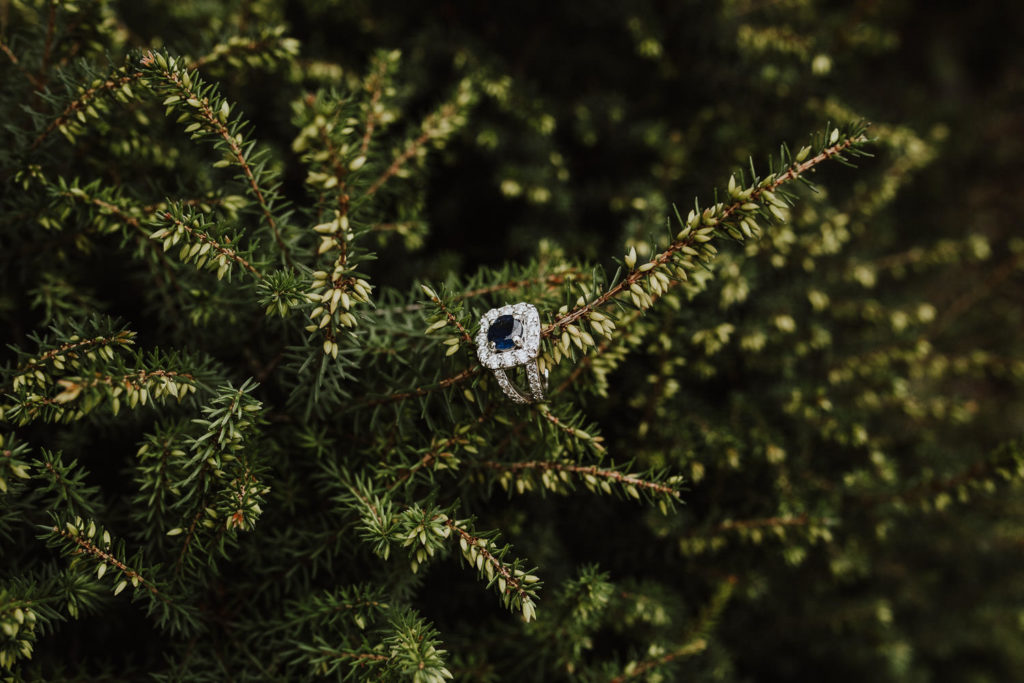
476, 303, 541, 370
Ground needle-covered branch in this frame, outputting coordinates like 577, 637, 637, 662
41, 515, 200, 634
140, 50, 294, 266
1, 317, 212, 425
540, 125, 871, 367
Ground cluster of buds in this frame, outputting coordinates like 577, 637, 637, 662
312, 209, 352, 256
548, 292, 617, 370
447, 520, 541, 622
149, 206, 259, 280
0, 602, 37, 668
221, 470, 269, 532
399, 510, 451, 574
305, 222, 374, 358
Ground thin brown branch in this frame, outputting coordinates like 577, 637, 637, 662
77, 369, 197, 393
479, 459, 679, 497
444, 519, 531, 601
359, 367, 481, 408
0, 39, 44, 89
365, 129, 432, 197
53, 525, 167, 601
141, 52, 293, 266
30, 70, 145, 150
609, 639, 708, 683
15, 331, 134, 375
544, 134, 868, 337
161, 211, 263, 279
534, 406, 601, 448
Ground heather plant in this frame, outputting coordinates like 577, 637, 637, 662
1, 1, 1022, 681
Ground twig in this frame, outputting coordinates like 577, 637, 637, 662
444, 519, 531, 602
0, 39, 45, 89
159, 210, 263, 278
479, 459, 679, 497
545, 134, 868, 336
365, 130, 432, 197
359, 367, 481, 408
30, 70, 145, 150
53, 525, 168, 602
141, 52, 293, 267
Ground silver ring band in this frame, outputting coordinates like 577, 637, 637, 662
492, 362, 548, 404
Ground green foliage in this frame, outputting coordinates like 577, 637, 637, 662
2, 0, 1023, 681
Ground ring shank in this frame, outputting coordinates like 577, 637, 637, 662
492, 359, 547, 404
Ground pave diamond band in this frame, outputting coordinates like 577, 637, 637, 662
476, 303, 547, 403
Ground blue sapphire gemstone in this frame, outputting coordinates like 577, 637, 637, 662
487, 314, 523, 351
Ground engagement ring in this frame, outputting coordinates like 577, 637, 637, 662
476, 303, 547, 404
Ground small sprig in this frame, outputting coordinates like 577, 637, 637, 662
8, 319, 136, 378
140, 50, 293, 266
544, 124, 871, 349
5, 367, 198, 425
189, 26, 300, 72
131, 423, 190, 550
294, 607, 451, 682
305, 218, 378, 358
41, 515, 198, 634
258, 270, 314, 318
384, 423, 483, 490
0, 433, 32, 496
278, 584, 390, 634
166, 380, 267, 573
31, 449, 103, 520
526, 565, 615, 674
383, 608, 454, 683
0, 592, 39, 671
149, 203, 262, 280
333, 470, 402, 559
533, 404, 607, 455
365, 77, 477, 198
481, 458, 683, 512
421, 284, 473, 358
0, 578, 63, 673
1, 321, 205, 425
47, 177, 149, 237
29, 61, 144, 150
610, 578, 735, 682
446, 518, 541, 622
397, 505, 452, 575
